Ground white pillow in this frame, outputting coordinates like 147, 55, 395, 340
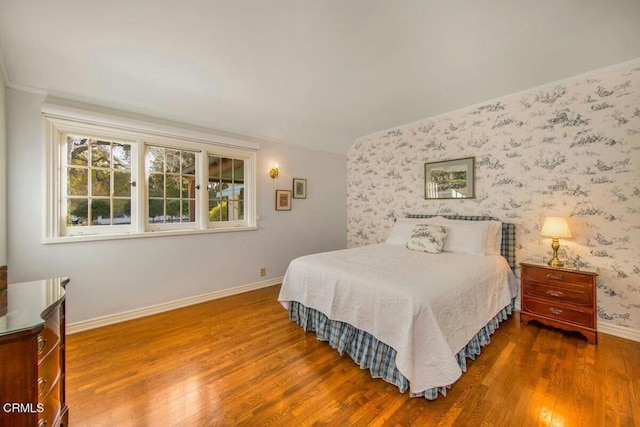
486, 221, 502, 255
442, 221, 489, 255
414, 217, 489, 255
386, 217, 501, 255
406, 225, 448, 253
385, 218, 434, 246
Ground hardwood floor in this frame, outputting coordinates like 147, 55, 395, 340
66, 285, 640, 426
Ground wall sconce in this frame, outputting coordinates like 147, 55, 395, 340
540, 217, 572, 267
269, 163, 279, 179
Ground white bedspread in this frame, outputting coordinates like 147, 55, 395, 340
278, 243, 518, 394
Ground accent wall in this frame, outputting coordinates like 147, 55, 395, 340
347, 60, 640, 337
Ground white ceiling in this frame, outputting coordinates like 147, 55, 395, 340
1, 1, 639, 154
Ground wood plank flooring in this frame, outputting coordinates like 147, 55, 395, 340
66, 285, 640, 426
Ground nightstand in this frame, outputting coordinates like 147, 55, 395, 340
520, 261, 598, 344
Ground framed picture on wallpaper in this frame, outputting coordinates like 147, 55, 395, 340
424, 157, 475, 199
293, 178, 307, 199
275, 190, 292, 211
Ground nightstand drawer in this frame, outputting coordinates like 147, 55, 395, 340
523, 280, 592, 306
521, 265, 594, 286
523, 298, 594, 328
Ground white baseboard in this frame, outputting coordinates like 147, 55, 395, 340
68, 279, 640, 344
67, 276, 283, 334
598, 322, 640, 343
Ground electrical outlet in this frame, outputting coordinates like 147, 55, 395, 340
260, 267, 266, 277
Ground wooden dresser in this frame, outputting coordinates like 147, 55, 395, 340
520, 261, 597, 344
0, 277, 69, 427
0, 266, 6, 316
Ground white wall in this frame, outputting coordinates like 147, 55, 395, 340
6, 88, 347, 323
0, 81, 6, 267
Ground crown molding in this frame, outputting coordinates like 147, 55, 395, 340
42, 102, 261, 151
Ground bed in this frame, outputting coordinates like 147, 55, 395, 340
278, 215, 517, 400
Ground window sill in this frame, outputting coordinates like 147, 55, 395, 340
43, 226, 258, 244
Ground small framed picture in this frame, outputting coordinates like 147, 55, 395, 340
275, 190, 292, 211
293, 178, 307, 199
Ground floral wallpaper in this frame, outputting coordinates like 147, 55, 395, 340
347, 61, 640, 333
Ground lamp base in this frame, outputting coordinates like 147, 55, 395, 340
547, 257, 564, 268
547, 237, 564, 268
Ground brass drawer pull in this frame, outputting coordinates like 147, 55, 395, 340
37, 336, 46, 354
38, 377, 47, 395
546, 290, 564, 298
546, 273, 564, 281
38, 420, 47, 427
548, 307, 563, 316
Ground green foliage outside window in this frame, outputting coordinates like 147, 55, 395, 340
209, 201, 228, 221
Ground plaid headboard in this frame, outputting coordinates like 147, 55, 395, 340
404, 215, 516, 272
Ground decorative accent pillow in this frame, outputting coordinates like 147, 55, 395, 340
385, 218, 431, 245
406, 225, 448, 253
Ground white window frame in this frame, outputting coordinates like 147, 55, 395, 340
42, 104, 259, 243
60, 131, 139, 236
143, 138, 204, 233
204, 148, 253, 230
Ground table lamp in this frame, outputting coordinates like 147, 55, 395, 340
540, 217, 572, 268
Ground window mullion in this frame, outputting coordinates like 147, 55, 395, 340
246, 153, 256, 226
57, 130, 67, 237
87, 143, 93, 226
110, 142, 114, 225
162, 149, 167, 224
198, 151, 208, 230
134, 140, 145, 233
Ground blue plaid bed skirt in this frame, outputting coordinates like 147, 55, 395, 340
288, 299, 515, 400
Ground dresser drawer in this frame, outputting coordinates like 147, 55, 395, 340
523, 298, 594, 328
38, 343, 60, 399
0, 288, 7, 316
38, 377, 61, 427
522, 265, 594, 286
523, 280, 592, 306
38, 308, 61, 363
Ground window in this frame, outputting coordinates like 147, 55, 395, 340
43, 104, 258, 242
208, 155, 245, 224
64, 135, 136, 235
146, 145, 198, 229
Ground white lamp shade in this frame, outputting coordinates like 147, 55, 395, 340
540, 217, 572, 238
